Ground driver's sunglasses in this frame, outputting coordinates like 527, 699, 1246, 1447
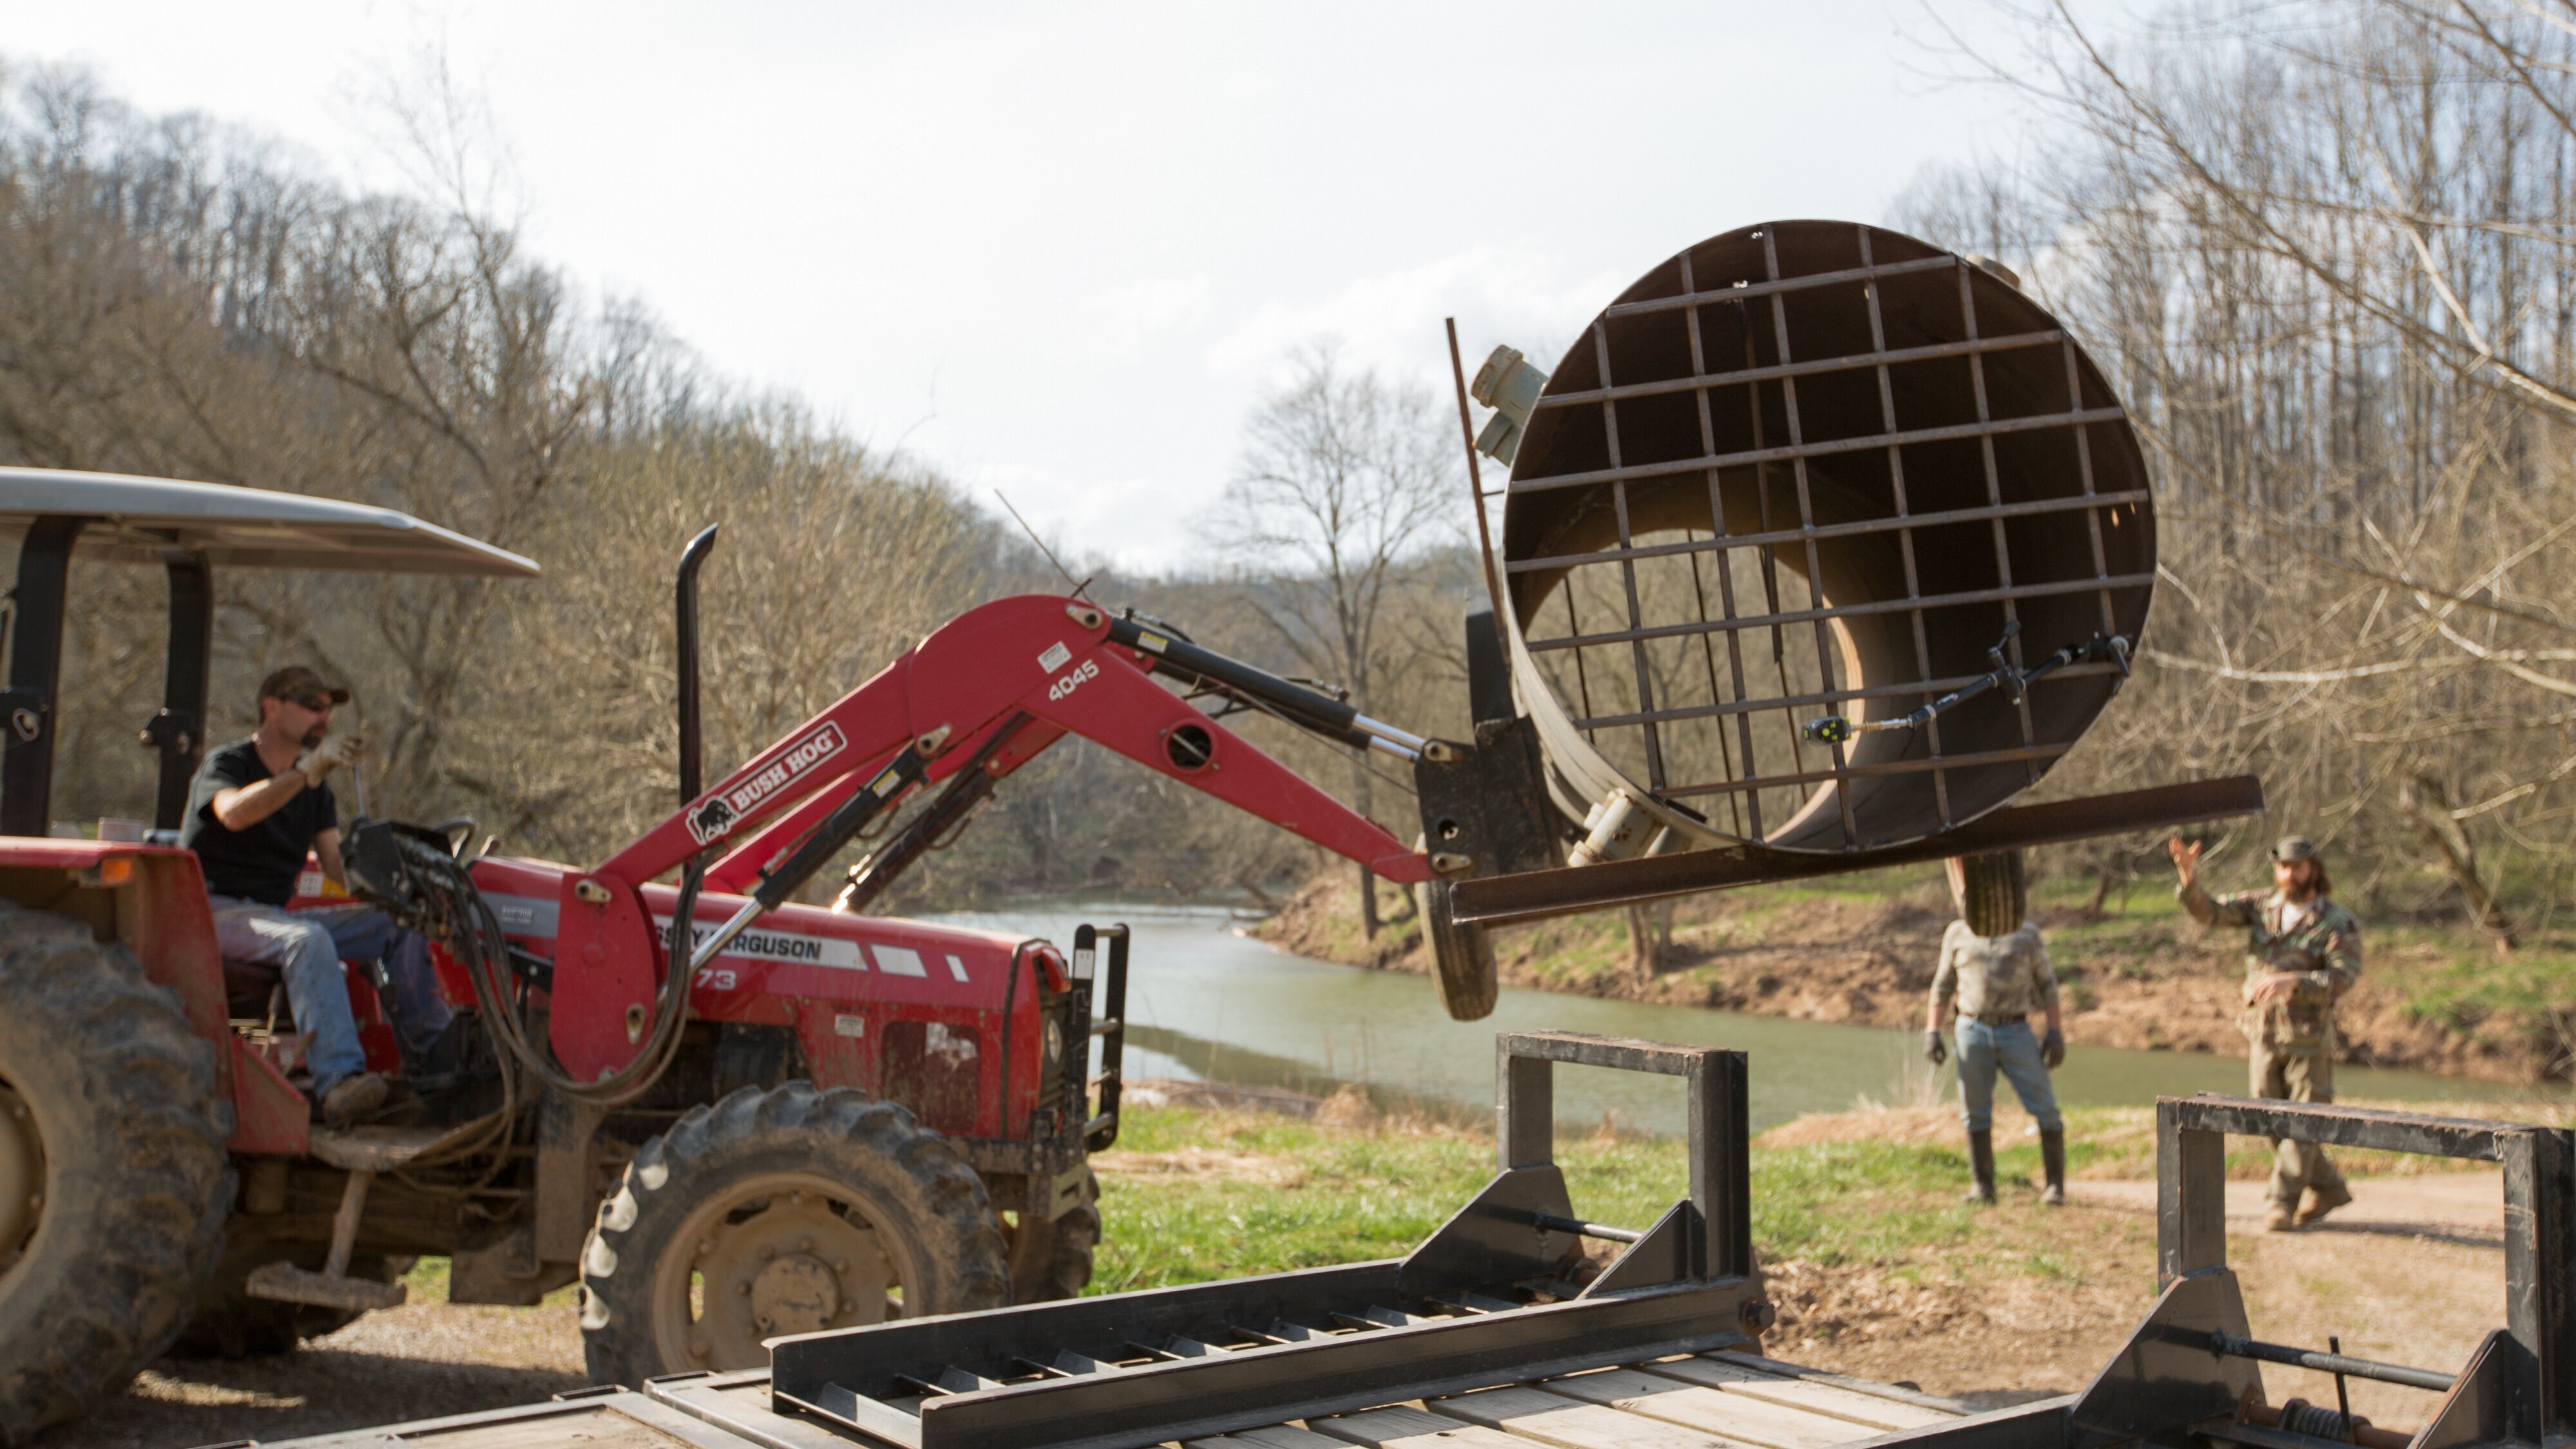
289, 694, 336, 713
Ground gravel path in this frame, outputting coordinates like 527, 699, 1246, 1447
53, 1298, 586, 1448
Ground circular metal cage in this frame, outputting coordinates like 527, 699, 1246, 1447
1499, 220, 2155, 855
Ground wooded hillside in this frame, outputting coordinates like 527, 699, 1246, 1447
14, 4, 2576, 941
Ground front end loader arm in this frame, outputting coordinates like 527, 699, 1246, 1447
551, 595, 1439, 1079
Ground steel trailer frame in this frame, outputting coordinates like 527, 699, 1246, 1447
761, 1030, 1769, 1449
216, 1052, 2575, 1449
2139, 1095, 2575, 1448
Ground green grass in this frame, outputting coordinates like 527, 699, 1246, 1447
1088, 1095, 2553, 1297
2396, 947, 2576, 1032
1090, 1104, 2090, 1295
390, 1097, 2543, 1314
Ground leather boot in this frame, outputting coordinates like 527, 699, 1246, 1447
2040, 1128, 2067, 1206
1964, 1129, 1997, 1204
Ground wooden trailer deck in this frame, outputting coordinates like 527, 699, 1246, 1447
240, 1350, 1975, 1449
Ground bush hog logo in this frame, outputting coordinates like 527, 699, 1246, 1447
687, 797, 736, 842
684, 721, 848, 844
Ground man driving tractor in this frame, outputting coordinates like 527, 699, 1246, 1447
181, 666, 451, 1125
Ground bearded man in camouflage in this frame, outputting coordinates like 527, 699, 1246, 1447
2168, 833, 2362, 1231
1923, 850, 2067, 1207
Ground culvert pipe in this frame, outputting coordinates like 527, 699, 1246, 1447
1496, 220, 2155, 855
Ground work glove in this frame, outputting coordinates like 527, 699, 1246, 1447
1922, 1028, 1947, 1066
2041, 1027, 2066, 1070
298, 731, 366, 788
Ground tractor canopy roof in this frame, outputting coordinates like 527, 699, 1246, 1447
0, 468, 540, 577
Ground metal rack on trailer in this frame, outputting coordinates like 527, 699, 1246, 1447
213, 1035, 2573, 1449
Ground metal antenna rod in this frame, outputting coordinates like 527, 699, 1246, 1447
996, 489, 1088, 598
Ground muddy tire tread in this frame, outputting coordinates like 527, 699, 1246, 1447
1007, 1173, 1099, 1303
1417, 876, 1499, 1021
578, 1082, 1007, 1388
0, 904, 232, 1445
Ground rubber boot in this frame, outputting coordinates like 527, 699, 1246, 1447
1964, 1129, 1997, 1204
2040, 1128, 2067, 1206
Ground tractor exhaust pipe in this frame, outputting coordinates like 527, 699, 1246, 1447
675, 525, 719, 806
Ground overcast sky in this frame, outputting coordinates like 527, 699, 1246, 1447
14, 3, 2081, 574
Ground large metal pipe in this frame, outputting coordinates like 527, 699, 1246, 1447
1497, 221, 2155, 854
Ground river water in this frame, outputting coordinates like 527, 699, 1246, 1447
931, 903, 2560, 1136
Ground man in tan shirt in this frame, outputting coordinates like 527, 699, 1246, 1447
1924, 851, 2067, 1205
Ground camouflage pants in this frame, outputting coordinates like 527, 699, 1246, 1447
2252, 1043, 2347, 1210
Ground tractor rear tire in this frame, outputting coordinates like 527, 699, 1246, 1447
1417, 877, 1498, 1021
0, 903, 232, 1444
1004, 1169, 1099, 1302
169, 1235, 408, 1359
579, 1083, 1008, 1388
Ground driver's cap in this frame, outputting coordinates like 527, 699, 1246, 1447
2269, 834, 2320, 864
258, 665, 350, 707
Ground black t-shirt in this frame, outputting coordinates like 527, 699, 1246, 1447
180, 738, 337, 906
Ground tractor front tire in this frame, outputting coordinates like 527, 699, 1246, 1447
1004, 1169, 1099, 1302
0, 904, 232, 1444
1417, 876, 1499, 1021
579, 1083, 1008, 1387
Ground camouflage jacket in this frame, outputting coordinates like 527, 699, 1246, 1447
2177, 882, 2362, 1055
1928, 920, 2060, 1022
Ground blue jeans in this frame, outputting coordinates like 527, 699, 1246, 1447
1955, 1017, 2062, 1133
210, 896, 452, 1096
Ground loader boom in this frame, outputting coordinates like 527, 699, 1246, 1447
549, 594, 1435, 1079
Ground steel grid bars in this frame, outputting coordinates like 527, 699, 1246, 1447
1498, 221, 2157, 853
1952, 257, 2045, 785
1592, 319, 1671, 791
1857, 225, 1951, 827
1761, 227, 1862, 846
1681, 249, 1761, 838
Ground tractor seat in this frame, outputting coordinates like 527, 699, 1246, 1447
223, 957, 283, 1021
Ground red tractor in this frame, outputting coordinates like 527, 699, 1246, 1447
0, 469, 1524, 1443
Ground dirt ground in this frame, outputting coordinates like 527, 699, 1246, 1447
61, 1298, 588, 1448
64, 1164, 2508, 1448
1770, 1172, 2507, 1424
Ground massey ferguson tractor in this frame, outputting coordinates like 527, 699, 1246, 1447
0, 468, 1527, 1444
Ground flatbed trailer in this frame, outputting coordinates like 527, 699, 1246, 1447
227, 1346, 1976, 1449
213, 1032, 2575, 1449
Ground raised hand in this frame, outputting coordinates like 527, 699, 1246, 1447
2167, 836, 2202, 887
298, 731, 368, 787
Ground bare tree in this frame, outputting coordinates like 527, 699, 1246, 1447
1890, 0, 2576, 927
1206, 341, 1461, 938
